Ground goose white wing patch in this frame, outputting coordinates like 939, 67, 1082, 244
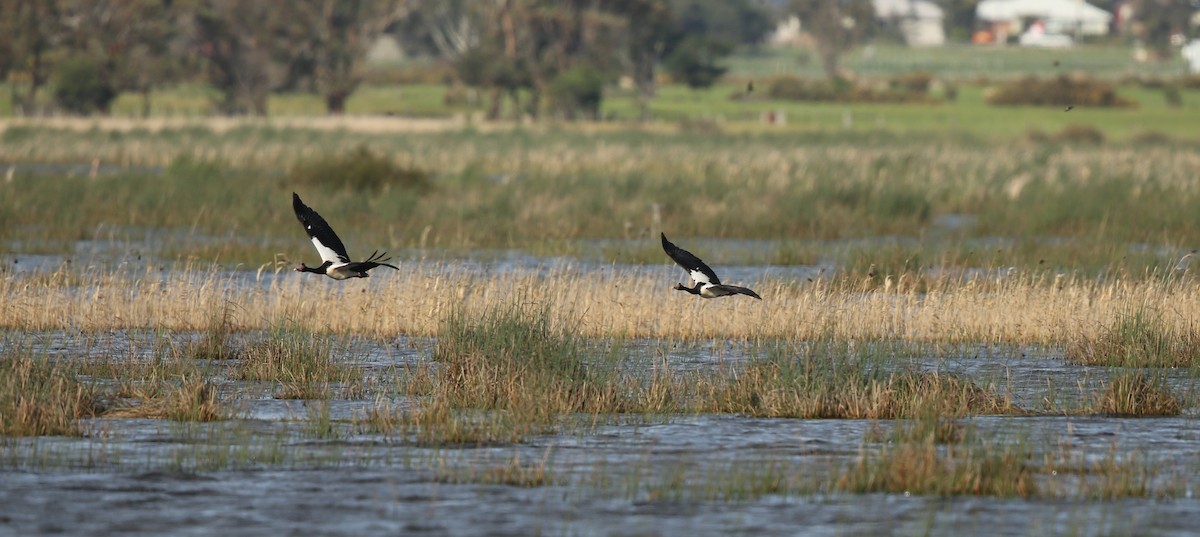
689, 269, 713, 286
311, 235, 349, 264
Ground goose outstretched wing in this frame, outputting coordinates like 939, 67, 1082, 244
661, 232, 721, 285
293, 192, 351, 264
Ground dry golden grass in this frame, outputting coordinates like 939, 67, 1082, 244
104, 376, 227, 422
4, 263, 1200, 346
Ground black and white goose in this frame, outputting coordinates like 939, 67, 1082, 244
292, 192, 399, 280
661, 233, 762, 300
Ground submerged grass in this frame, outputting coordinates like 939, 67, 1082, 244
694, 337, 1015, 419
838, 419, 1036, 497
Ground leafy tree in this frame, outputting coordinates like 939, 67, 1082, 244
609, 0, 674, 119
790, 0, 876, 79
451, 0, 624, 120
56, 0, 187, 116
940, 0, 982, 42
53, 56, 115, 114
549, 65, 604, 119
2, 0, 65, 115
188, 0, 288, 115
663, 35, 731, 89
671, 0, 773, 48
1129, 0, 1197, 59
285, 0, 411, 114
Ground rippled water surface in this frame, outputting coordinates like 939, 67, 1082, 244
4, 260, 1200, 536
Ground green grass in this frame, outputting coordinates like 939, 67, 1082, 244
1066, 307, 1200, 368
723, 44, 1190, 81
3, 125, 1200, 275
0, 343, 105, 436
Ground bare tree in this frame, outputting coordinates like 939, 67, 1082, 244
791, 0, 875, 79
398, 0, 483, 60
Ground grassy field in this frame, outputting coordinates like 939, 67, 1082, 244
1, 124, 1199, 274
5, 79, 1199, 140
725, 44, 1190, 80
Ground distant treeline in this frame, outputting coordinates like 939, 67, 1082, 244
0, 0, 781, 119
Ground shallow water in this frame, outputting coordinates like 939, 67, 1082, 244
5, 262, 1200, 536
4, 414, 1200, 536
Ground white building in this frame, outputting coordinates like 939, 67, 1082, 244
976, 0, 1112, 45
1183, 40, 1200, 74
874, 0, 946, 47
770, 1, 946, 48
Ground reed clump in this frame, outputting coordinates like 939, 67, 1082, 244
1065, 307, 1200, 368
384, 398, 539, 446
105, 375, 227, 422
185, 303, 241, 361
430, 302, 615, 416
1092, 371, 1180, 417
0, 351, 104, 436
233, 326, 359, 400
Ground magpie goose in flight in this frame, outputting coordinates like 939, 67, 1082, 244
292, 192, 399, 280
661, 233, 761, 300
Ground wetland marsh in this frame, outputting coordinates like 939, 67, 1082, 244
3, 120, 1200, 536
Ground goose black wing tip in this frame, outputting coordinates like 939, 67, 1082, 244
292, 192, 308, 216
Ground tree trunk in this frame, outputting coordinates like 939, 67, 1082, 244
487, 86, 503, 120
325, 92, 348, 115
819, 47, 841, 80
140, 88, 152, 118
634, 54, 657, 121
24, 50, 44, 116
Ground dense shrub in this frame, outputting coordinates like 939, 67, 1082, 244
549, 66, 605, 120
664, 36, 731, 89
289, 144, 431, 192
1025, 125, 1107, 145
889, 71, 934, 94
986, 75, 1135, 108
1054, 124, 1106, 145
766, 75, 937, 103
53, 57, 116, 115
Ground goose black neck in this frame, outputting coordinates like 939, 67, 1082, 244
299, 263, 329, 274
676, 284, 702, 295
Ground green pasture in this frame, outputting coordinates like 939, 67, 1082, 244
3, 45, 1198, 142
1, 125, 1199, 275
